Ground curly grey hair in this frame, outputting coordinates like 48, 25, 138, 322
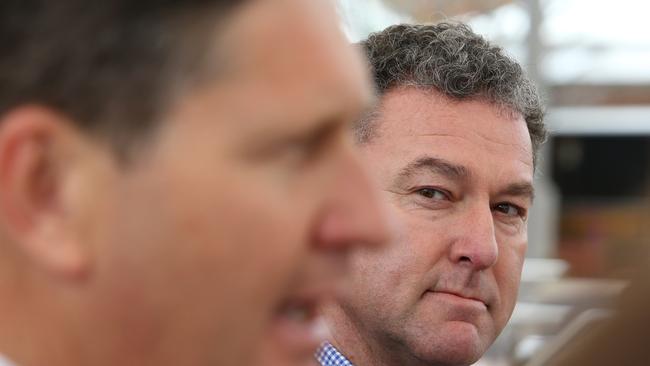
357, 22, 546, 163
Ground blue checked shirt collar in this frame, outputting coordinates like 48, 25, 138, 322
315, 341, 355, 366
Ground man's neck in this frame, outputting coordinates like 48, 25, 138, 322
0, 293, 87, 366
322, 303, 401, 366
322, 303, 444, 366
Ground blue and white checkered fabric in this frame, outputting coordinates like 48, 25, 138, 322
315, 341, 355, 366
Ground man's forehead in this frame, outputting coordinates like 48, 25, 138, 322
215, 0, 372, 111
362, 88, 534, 190
386, 137, 534, 182
374, 88, 533, 161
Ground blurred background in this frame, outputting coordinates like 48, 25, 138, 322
336, 0, 650, 364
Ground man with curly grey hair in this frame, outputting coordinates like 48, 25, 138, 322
316, 22, 546, 366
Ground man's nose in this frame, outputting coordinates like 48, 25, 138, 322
311, 144, 390, 253
448, 204, 499, 271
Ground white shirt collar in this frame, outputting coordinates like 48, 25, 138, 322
0, 354, 15, 366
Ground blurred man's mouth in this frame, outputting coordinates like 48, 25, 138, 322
270, 295, 330, 356
268, 261, 343, 360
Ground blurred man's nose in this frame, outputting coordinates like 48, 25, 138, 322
311, 143, 390, 253
448, 204, 499, 271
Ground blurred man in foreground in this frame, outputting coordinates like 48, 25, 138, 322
0, 1, 388, 365
317, 22, 546, 366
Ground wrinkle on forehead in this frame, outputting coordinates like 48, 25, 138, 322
379, 87, 531, 138
408, 132, 532, 166
372, 88, 535, 171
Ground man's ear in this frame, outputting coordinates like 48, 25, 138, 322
0, 106, 93, 280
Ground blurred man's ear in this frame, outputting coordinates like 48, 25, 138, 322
0, 106, 92, 280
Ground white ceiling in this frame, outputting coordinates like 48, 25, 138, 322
337, 0, 650, 85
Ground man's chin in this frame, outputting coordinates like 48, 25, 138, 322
407, 321, 488, 366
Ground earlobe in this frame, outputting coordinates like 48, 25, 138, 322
0, 106, 90, 280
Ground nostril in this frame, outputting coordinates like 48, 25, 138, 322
459, 256, 472, 263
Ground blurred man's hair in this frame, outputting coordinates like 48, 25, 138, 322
0, 0, 244, 157
357, 22, 546, 163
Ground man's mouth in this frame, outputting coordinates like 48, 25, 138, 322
425, 289, 489, 309
276, 297, 319, 325
270, 295, 330, 355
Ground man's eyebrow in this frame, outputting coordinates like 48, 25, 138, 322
498, 182, 536, 203
396, 156, 470, 183
395, 156, 535, 201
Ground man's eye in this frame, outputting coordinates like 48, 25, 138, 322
286, 139, 318, 159
287, 123, 337, 163
280, 130, 331, 166
416, 188, 448, 200
494, 203, 523, 217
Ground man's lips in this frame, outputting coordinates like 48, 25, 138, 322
269, 297, 329, 358
269, 284, 335, 357
426, 290, 489, 308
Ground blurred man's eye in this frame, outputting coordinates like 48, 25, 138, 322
280, 122, 337, 166
267, 119, 345, 170
247, 119, 340, 168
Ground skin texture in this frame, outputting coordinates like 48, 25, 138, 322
323, 87, 534, 366
0, 1, 388, 365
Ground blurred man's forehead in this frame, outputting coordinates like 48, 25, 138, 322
193, 0, 371, 132
150, 0, 372, 156
218, 0, 370, 95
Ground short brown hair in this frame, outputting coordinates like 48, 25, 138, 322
0, 0, 246, 157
